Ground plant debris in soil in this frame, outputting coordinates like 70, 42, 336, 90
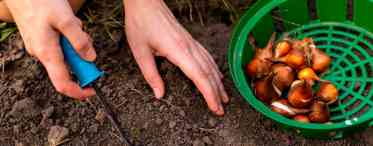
0, 0, 372, 145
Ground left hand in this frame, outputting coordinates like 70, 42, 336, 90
123, 0, 229, 116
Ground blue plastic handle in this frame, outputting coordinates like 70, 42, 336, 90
60, 36, 104, 87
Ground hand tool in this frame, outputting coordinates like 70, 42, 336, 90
60, 36, 131, 146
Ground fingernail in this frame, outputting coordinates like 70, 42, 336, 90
153, 88, 163, 99
217, 109, 224, 116
216, 106, 225, 116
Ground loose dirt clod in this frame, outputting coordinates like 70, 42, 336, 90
88, 124, 99, 133
155, 118, 163, 125
202, 136, 213, 145
15, 141, 25, 146
169, 121, 177, 128
11, 79, 25, 94
208, 117, 217, 127
179, 110, 186, 117
8, 98, 40, 118
48, 125, 69, 146
95, 108, 106, 124
192, 138, 204, 146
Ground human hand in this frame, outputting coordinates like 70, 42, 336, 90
5, 0, 96, 100
124, 0, 229, 115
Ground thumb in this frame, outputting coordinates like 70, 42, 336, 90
53, 16, 96, 61
132, 46, 165, 99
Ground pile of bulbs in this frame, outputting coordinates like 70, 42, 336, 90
246, 33, 339, 123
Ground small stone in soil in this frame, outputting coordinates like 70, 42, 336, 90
234, 123, 240, 129
71, 122, 80, 133
13, 125, 20, 134
31, 126, 39, 134
218, 129, 230, 137
88, 124, 99, 133
8, 98, 41, 118
142, 122, 149, 129
192, 139, 205, 146
169, 121, 177, 128
160, 105, 167, 112
15, 141, 25, 146
208, 117, 217, 127
179, 110, 186, 117
48, 125, 69, 146
95, 108, 106, 124
11, 80, 25, 94
155, 118, 163, 125
202, 136, 213, 145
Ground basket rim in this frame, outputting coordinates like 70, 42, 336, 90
228, 0, 373, 132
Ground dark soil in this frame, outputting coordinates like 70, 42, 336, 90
0, 0, 372, 145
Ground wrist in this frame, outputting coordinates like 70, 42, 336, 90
124, 0, 163, 12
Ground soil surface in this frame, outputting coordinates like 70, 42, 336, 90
0, 0, 372, 146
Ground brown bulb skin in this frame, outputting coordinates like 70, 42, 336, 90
293, 115, 310, 123
309, 101, 330, 123
254, 76, 278, 104
246, 33, 276, 79
246, 58, 272, 79
275, 41, 291, 58
311, 48, 331, 73
317, 82, 339, 105
271, 99, 295, 117
288, 80, 313, 108
276, 48, 306, 69
272, 64, 295, 95
298, 67, 320, 85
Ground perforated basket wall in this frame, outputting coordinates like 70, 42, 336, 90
228, 0, 373, 139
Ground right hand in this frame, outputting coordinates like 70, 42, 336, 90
5, 0, 97, 100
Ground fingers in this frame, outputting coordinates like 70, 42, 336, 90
190, 43, 223, 109
165, 44, 224, 116
132, 45, 165, 99
51, 10, 96, 61
194, 42, 229, 103
36, 33, 95, 100
196, 42, 224, 79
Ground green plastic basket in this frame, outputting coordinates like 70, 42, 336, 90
228, 0, 373, 139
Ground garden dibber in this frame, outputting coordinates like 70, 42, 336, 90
60, 36, 131, 146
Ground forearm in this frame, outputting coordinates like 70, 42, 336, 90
123, 0, 164, 13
